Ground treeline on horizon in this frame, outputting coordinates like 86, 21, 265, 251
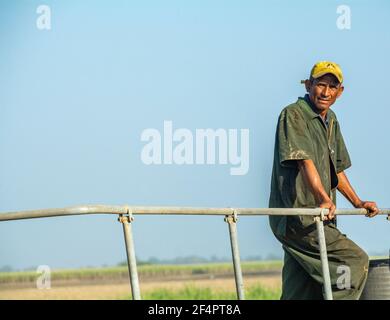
118, 253, 284, 267
2, 249, 387, 272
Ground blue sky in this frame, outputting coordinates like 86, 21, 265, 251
0, 0, 389, 269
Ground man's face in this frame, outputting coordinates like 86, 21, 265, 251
305, 74, 344, 114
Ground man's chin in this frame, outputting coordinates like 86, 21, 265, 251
314, 102, 330, 111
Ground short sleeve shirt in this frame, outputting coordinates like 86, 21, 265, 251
268, 95, 351, 236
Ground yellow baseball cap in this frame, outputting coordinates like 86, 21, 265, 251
309, 61, 343, 83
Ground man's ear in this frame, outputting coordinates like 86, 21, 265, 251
304, 79, 311, 93
336, 85, 344, 99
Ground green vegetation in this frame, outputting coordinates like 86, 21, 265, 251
0, 260, 282, 284
124, 284, 281, 300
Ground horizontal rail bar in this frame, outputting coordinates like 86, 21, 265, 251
0, 205, 128, 221
0, 205, 389, 222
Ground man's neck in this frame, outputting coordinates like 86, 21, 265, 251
319, 112, 327, 121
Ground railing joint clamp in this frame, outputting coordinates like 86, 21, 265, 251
118, 205, 134, 223
224, 208, 238, 223
313, 208, 326, 222
320, 208, 326, 221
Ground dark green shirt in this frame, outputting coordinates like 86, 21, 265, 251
268, 95, 351, 236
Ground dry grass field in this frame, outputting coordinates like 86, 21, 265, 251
0, 274, 281, 300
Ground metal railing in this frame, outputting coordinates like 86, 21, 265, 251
0, 205, 389, 300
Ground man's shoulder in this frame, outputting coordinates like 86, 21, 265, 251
283, 98, 303, 111
279, 98, 307, 119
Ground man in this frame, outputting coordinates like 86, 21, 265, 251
268, 61, 379, 300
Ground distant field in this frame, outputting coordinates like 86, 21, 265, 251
0, 276, 282, 300
0, 261, 283, 300
0, 260, 283, 284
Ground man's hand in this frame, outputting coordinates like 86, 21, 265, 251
319, 197, 336, 220
356, 200, 379, 218
337, 171, 379, 218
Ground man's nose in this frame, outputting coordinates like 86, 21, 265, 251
321, 85, 331, 97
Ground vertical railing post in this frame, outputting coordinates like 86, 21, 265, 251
118, 211, 141, 300
225, 211, 245, 300
315, 213, 333, 300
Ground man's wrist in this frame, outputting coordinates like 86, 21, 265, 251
316, 192, 332, 204
353, 199, 364, 208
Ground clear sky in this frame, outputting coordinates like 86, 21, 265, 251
1, 0, 389, 270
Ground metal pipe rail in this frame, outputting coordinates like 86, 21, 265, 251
2, 205, 390, 221
0, 205, 389, 300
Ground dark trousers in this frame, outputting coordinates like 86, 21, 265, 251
274, 217, 369, 300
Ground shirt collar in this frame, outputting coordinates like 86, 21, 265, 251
298, 94, 334, 124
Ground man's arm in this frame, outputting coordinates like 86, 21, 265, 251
337, 171, 379, 217
297, 159, 336, 220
